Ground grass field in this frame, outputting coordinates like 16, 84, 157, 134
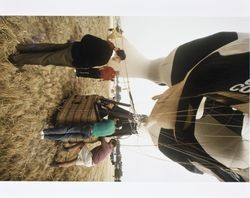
0, 16, 115, 181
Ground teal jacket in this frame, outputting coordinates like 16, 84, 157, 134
92, 120, 116, 137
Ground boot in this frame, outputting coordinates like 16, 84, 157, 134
8, 53, 24, 68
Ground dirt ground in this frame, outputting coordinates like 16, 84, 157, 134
0, 16, 115, 181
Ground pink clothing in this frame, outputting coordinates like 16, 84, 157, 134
91, 139, 113, 164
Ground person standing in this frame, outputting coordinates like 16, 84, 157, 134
8, 34, 126, 68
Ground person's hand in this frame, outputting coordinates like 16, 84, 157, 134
106, 103, 114, 109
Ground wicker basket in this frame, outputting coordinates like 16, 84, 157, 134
56, 95, 101, 126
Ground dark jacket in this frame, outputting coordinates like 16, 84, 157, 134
71, 34, 114, 67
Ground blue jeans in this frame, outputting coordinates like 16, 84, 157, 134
43, 125, 93, 141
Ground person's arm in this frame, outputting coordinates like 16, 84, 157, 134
98, 137, 111, 150
64, 142, 84, 152
56, 158, 78, 168
98, 137, 107, 144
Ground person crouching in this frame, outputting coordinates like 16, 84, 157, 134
50, 137, 117, 167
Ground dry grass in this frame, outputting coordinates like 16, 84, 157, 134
0, 16, 114, 181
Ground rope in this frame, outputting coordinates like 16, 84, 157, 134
109, 16, 137, 115
108, 17, 248, 176
121, 144, 243, 170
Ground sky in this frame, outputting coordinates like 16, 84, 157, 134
117, 16, 250, 182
